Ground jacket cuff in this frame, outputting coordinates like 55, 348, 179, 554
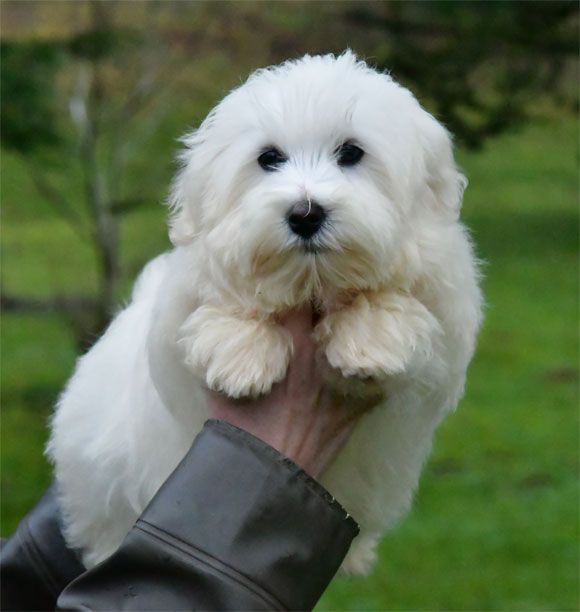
138, 419, 358, 610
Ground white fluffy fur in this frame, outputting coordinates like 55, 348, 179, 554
47, 52, 482, 575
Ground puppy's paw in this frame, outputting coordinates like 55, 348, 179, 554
339, 532, 379, 576
179, 306, 292, 398
315, 291, 440, 380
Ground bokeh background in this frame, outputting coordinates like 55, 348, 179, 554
1, 1, 578, 610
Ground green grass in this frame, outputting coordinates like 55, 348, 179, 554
1, 116, 578, 610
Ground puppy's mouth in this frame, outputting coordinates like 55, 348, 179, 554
300, 239, 326, 255
292, 228, 334, 255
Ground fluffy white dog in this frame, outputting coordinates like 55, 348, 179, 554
48, 52, 482, 576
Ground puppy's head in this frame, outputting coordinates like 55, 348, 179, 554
169, 51, 465, 308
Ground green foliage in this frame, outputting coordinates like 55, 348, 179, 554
67, 27, 142, 61
2, 116, 578, 610
1, 13, 143, 156
346, 1, 578, 148
0, 41, 64, 153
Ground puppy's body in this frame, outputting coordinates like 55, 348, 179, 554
48, 53, 482, 575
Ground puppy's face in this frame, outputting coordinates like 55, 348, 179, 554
170, 53, 465, 309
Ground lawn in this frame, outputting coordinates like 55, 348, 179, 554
1, 115, 578, 610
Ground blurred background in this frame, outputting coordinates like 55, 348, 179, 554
1, 1, 578, 609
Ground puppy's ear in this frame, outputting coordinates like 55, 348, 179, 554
417, 112, 467, 220
167, 121, 214, 246
167, 159, 199, 246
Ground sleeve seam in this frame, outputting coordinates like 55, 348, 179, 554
136, 520, 288, 611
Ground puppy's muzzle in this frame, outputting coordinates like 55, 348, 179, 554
286, 200, 326, 239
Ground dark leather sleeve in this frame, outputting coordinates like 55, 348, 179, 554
1, 421, 358, 611
2, 420, 358, 611
0, 485, 85, 611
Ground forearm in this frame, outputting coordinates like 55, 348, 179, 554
56, 420, 357, 610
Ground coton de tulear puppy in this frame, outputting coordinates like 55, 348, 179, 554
48, 52, 482, 576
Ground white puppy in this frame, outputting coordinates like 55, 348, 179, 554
48, 52, 482, 576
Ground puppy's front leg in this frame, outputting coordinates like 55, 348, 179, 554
315, 290, 441, 379
179, 306, 293, 398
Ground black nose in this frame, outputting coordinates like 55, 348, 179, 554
287, 200, 326, 239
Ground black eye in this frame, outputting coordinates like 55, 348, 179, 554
336, 142, 364, 167
258, 147, 287, 171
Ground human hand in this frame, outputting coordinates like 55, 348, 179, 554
205, 307, 369, 479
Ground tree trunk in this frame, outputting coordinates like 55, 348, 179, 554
93, 209, 120, 337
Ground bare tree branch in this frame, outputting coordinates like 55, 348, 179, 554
20, 155, 93, 242
1, 292, 98, 314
